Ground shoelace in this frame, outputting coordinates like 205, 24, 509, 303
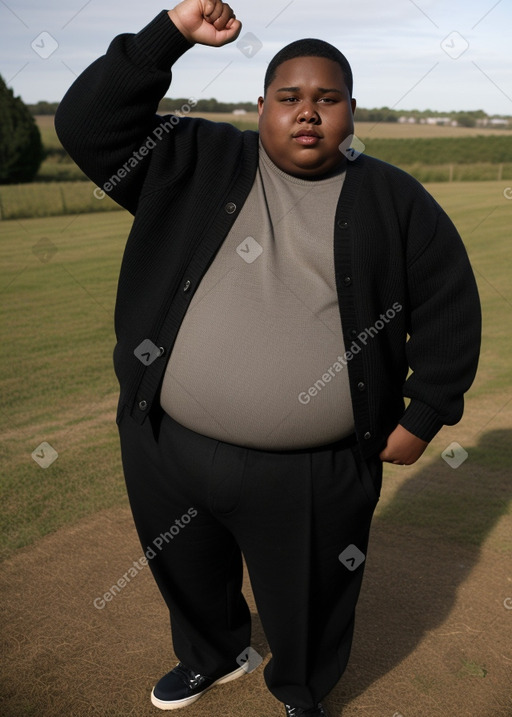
175, 663, 206, 689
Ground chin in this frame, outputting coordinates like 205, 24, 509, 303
294, 160, 336, 175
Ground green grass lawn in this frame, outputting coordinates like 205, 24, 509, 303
0, 180, 122, 219
0, 183, 510, 560
0, 211, 133, 559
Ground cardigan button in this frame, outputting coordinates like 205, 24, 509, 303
350, 329, 358, 338
138, 400, 148, 411
343, 276, 352, 286
357, 381, 366, 391
363, 431, 371, 440
183, 279, 191, 292
225, 202, 237, 214
337, 219, 348, 229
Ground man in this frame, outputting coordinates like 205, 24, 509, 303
55, 1, 481, 715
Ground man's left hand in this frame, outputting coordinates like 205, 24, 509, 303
379, 424, 429, 465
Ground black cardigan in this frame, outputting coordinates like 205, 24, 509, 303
55, 11, 481, 458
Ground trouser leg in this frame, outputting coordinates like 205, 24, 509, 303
221, 440, 382, 709
118, 410, 251, 678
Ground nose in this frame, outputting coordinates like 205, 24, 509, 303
297, 102, 320, 123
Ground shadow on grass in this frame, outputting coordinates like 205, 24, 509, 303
332, 428, 511, 710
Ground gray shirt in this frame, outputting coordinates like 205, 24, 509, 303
160, 145, 355, 449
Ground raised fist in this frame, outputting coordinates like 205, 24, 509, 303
168, 0, 241, 46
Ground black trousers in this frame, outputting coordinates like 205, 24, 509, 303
118, 409, 382, 710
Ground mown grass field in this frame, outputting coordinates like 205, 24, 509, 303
0, 211, 131, 559
1, 181, 511, 560
0, 181, 122, 219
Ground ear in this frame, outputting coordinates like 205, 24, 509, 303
257, 96, 264, 116
351, 97, 357, 114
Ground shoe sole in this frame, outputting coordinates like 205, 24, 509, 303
150, 664, 248, 710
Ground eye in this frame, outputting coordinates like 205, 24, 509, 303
319, 97, 336, 103
281, 97, 299, 102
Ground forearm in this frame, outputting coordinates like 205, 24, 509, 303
54, 11, 192, 211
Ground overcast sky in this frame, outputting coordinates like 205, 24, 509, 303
1, 0, 511, 115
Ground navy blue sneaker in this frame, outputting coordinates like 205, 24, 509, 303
151, 661, 247, 710
285, 704, 330, 716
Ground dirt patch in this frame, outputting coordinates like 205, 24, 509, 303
1, 432, 511, 717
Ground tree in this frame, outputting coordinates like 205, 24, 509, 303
0, 74, 44, 184
455, 112, 476, 128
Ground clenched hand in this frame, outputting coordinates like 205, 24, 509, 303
169, 0, 241, 46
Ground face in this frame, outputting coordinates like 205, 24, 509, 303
258, 56, 357, 178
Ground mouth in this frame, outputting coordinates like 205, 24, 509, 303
292, 130, 321, 146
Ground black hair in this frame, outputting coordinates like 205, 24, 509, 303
264, 38, 353, 97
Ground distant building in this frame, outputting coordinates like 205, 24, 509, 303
476, 117, 510, 128
423, 117, 454, 126
232, 109, 247, 115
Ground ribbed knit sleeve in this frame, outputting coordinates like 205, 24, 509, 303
54, 11, 193, 214
399, 195, 481, 441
